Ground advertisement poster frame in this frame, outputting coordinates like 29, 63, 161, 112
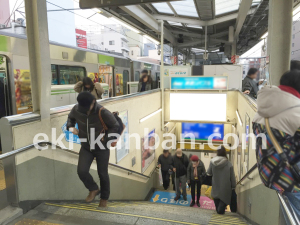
141, 129, 156, 173
244, 113, 250, 172
115, 110, 129, 163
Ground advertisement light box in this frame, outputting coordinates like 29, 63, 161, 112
170, 76, 228, 90
182, 123, 224, 142
170, 93, 227, 122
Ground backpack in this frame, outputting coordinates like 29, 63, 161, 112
99, 107, 125, 147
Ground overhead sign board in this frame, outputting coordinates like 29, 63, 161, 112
80, 0, 181, 9
170, 76, 228, 90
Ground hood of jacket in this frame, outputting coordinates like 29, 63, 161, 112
211, 156, 228, 168
256, 86, 300, 118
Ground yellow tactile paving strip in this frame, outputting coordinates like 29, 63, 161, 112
208, 213, 248, 225
15, 219, 62, 225
0, 169, 6, 191
45, 202, 200, 225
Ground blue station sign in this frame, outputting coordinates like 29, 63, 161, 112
170, 76, 228, 90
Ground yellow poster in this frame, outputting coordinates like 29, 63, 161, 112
115, 74, 123, 96
14, 69, 32, 114
88, 72, 99, 83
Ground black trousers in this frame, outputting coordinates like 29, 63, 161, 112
214, 199, 227, 214
77, 147, 110, 200
190, 180, 201, 203
161, 170, 170, 190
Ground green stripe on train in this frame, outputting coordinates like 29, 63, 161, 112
0, 36, 8, 52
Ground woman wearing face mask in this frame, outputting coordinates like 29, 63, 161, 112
74, 77, 104, 100
187, 155, 206, 207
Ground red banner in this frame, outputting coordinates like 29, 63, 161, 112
75, 29, 87, 49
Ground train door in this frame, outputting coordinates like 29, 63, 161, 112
0, 55, 11, 118
99, 65, 114, 97
123, 70, 129, 95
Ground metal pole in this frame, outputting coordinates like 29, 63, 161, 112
160, 20, 165, 131
24, 0, 52, 119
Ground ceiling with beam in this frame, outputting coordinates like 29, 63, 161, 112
86, 0, 298, 57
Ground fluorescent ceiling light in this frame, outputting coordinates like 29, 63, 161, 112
144, 35, 160, 45
260, 32, 268, 39
236, 110, 243, 126
111, 18, 140, 33
140, 109, 162, 123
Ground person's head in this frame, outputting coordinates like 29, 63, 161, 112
140, 74, 149, 83
217, 146, 228, 159
189, 154, 193, 161
176, 149, 183, 158
247, 68, 258, 79
190, 155, 199, 163
163, 150, 169, 157
291, 60, 300, 71
77, 91, 96, 112
82, 77, 94, 90
280, 70, 300, 94
141, 69, 148, 76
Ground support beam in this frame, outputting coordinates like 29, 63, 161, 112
267, 0, 293, 86
24, 0, 51, 119
234, 0, 253, 38
171, 30, 202, 38
178, 40, 203, 48
120, 5, 176, 44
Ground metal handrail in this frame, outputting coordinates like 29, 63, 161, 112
0, 141, 156, 179
277, 192, 299, 225
236, 163, 257, 186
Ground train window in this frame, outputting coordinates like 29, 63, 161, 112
58, 66, 85, 85
123, 70, 129, 95
51, 65, 58, 85
134, 71, 140, 81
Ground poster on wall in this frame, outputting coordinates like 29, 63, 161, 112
115, 74, 123, 96
244, 114, 250, 172
116, 110, 129, 163
141, 129, 156, 173
88, 72, 99, 83
14, 69, 32, 114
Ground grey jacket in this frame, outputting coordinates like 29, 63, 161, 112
187, 160, 206, 182
207, 156, 236, 205
138, 82, 151, 92
242, 76, 259, 98
67, 103, 119, 150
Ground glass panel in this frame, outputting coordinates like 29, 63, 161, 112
134, 71, 140, 81
51, 65, 58, 85
215, 0, 240, 16
123, 70, 129, 95
99, 65, 113, 97
170, 0, 198, 17
59, 66, 85, 85
152, 3, 173, 14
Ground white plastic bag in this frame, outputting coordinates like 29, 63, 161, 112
159, 168, 163, 186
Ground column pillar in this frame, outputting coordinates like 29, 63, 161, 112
267, 0, 293, 86
25, 0, 52, 119
160, 21, 165, 131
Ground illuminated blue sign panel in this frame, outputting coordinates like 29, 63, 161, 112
170, 76, 227, 90
182, 123, 224, 142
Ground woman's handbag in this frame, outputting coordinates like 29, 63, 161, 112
265, 118, 300, 184
202, 174, 212, 186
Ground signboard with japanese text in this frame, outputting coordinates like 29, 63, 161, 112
170, 76, 228, 90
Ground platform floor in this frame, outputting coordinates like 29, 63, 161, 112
7, 201, 250, 225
